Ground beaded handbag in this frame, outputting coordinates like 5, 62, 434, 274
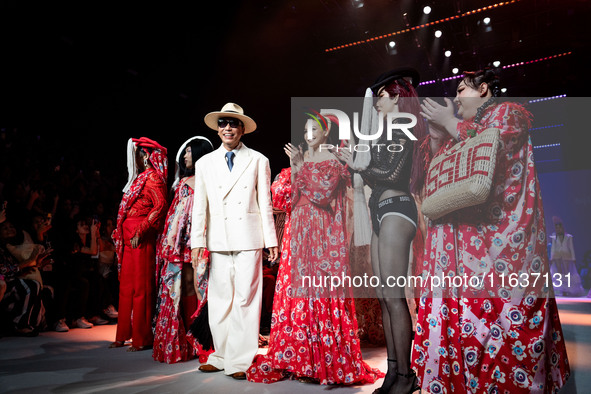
421, 127, 500, 220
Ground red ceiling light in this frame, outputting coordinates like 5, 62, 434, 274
418, 52, 573, 86
325, 0, 522, 52
502, 52, 572, 69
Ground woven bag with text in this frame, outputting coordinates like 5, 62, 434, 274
421, 127, 500, 220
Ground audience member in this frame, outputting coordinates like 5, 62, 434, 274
98, 216, 119, 320
68, 215, 111, 327
0, 219, 45, 336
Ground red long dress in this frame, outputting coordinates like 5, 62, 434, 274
247, 163, 383, 385
412, 102, 570, 393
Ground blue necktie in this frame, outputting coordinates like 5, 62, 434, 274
226, 151, 235, 171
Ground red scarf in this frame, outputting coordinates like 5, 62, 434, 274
113, 147, 168, 268
113, 169, 151, 265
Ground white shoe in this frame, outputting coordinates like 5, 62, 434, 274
72, 317, 93, 329
103, 305, 119, 319
54, 319, 69, 332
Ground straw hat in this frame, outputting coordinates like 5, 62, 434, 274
204, 102, 257, 134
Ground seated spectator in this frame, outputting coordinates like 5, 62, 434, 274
29, 212, 74, 332
67, 215, 110, 327
0, 220, 45, 336
0, 218, 52, 292
98, 216, 119, 320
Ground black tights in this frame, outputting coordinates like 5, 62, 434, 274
371, 215, 415, 391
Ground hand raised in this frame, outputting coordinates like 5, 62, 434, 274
420, 98, 455, 127
284, 143, 304, 168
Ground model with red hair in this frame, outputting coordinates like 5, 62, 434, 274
336, 67, 426, 393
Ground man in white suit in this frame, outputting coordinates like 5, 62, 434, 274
191, 102, 278, 380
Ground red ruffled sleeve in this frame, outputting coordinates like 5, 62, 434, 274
271, 167, 292, 214
135, 172, 168, 239
456, 102, 532, 147
295, 160, 349, 207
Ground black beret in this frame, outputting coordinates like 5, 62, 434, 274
369, 67, 420, 95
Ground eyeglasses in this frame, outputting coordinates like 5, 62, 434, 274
218, 118, 243, 129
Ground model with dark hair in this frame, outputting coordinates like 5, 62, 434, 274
415, 68, 570, 392
153, 136, 214, 363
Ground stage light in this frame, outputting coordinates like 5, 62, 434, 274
434, 30, 442, 38
416, 54, 570, 88
423, 6, 432, 15
445, 50, 451, 57
386, 41, 398, 55
501, 87, 507, 93
502, 51, 573, 69
528, 94, 567, 103
452, 68, 459, 74
483, 17, 491, 24
325, 0, 522, 52
419, 79, 437, 86
493, 61, 501, 67
440, 75, 463, 82
533, 143, 561, 149
530, 124, 564, 131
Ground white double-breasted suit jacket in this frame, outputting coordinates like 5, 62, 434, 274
190, 143, 278, 252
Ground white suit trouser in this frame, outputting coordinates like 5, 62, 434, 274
206, 249, 262, 374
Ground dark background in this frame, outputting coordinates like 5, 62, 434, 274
1, 0, 589, 184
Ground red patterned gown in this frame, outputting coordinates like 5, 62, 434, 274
153, 177, 211, 363
412, 102, 570, 393
247, 162, 383, 385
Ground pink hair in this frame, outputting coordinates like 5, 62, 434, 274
380, 80, 428, 196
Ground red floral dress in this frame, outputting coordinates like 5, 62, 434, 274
153, 177, 212, 363
247, 162, 383, 385
412, 103, 570, 393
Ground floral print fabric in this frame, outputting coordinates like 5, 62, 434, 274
247, 164, 383, 385
412, 102, 570, 393
153, 177, 208, 363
